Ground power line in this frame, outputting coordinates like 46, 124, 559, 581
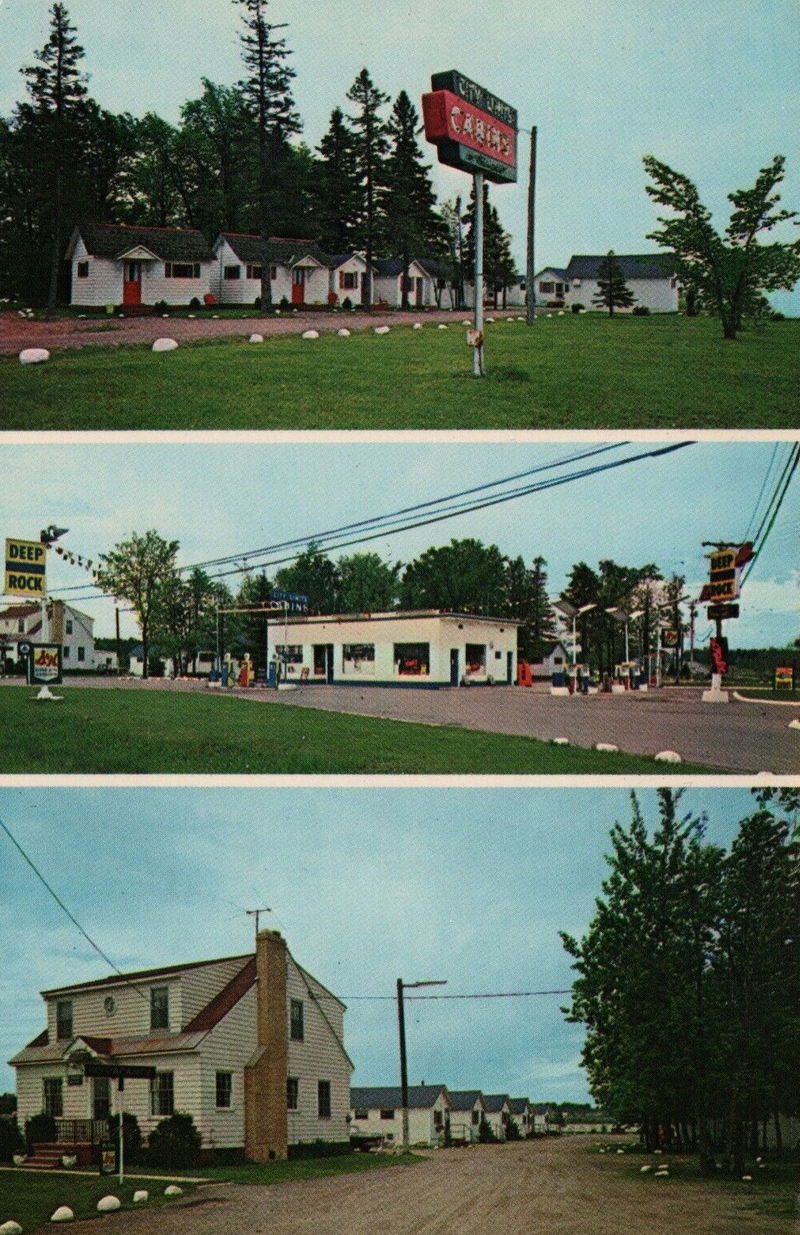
340, 990, 571, 1000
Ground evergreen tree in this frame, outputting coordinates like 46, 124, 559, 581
464, 181, 517, 307
236, 0, 300, 310
382, 91, 445, 307
315, 107, 362, 254
116, 113, 191, 227
591, 250, 637, 316
178, 79, 255, 237
346, 69, 389, 305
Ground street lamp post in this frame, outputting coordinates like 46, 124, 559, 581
396, 978, 447, 1154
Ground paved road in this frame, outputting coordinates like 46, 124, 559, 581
54, 1138, 792, 1235
236, 682, 798, 774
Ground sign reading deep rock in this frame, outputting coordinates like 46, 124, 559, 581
5, 537, 46, 596
422, 70, 517, 183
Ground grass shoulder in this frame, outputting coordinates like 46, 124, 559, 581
0, 1170, 196, 1231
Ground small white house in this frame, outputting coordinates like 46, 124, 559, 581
0, 599, 95, 669
529, 641, 570, 679
211, 234, 331, 307
66, 223, 213, 308
350, 1085, 451, 1147
265, 610, 519, 688
327, 252, 374, 306
374, 257, 437, 308
509, 1097, 534, 1138
483, 1094, 513, 1141
534, 254, 679, 312
11, 930, 352, 1162
448, 1090, 486, 1143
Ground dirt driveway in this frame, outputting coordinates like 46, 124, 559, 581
0, 306, 521, 355
56, 1138, 793, 1235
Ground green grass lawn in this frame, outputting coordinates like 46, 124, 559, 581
183, 1150, 420, 1185
3, 315, 798, 429
0, 686, 712, 773
0, 1170, 196, 1231
623, 1154, 799, 1225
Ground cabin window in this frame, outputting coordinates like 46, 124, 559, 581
317, 1080, 331, 1118
339, 271, 358, 290
342, 643, 375, 675
150, 985, 169, 1030
246, 264, 262, 280
434, 1109, 444, 1129
65, 620, 73, 634
539, 280, 554, 294
216, 1072, 232, 1108
56, 1000, 73, 1040
43, 1077, 63, 1117
394, 642, 430, 676
224, 265, 241, 280
287, 1077, 299, 1110
354, 1108, 368, 1120
63, 647, 70, 659
76, 261, 89, 278
471, 1109, 480, 1124
17, 619, 25, 633
77, 647, 85, 662
165, 262, 200, 279
150, 1072, 174, 1116
380, 1109, 394, 1120
290, 998, 304, 1041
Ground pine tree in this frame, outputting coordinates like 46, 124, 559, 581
382, 91, 445, 307
20, 3, 88, 310
315, 107, 362, 254
591, 250, 637, 316
346, 69, 389, 306
464, 182, 517, 307
236, 0, 300, 310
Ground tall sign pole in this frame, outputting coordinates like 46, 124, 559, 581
473, 172, 484, 377
526, 126, 537, 326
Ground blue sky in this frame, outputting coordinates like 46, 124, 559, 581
3, 438, 798, 648
2, 0, 798, 312
0, 785, 767, 1102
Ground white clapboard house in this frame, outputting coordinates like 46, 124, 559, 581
67, 223, 214, 309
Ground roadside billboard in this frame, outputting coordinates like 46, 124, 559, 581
422, 70, 518, 183
5, 537, 47, 597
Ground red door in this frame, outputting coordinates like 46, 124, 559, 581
123, 261, 142, 305
291, 268, 305, 305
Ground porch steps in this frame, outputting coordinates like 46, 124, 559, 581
21, 1142, 80, 1170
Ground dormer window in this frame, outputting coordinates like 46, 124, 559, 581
56, 1000, 73, 1040
150, 985, 169, 1030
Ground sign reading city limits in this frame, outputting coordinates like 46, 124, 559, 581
5, 537, 46, 596
422, 70, 517, 183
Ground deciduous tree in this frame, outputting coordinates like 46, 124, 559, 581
96, 531, 180, 679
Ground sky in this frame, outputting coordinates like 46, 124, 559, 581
2, 437, 798, 648
0, 784, 770, 1103
1, 0, 799, 312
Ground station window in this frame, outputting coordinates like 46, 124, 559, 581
393, 643, 430, 676
342, 643, 375, 674
465, 644, 486, 675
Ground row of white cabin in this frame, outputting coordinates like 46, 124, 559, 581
66, 222, 679, 313
350, 1086, 535, 1147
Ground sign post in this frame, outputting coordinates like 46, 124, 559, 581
422, 71, 518, 377
698, 540, 753, 704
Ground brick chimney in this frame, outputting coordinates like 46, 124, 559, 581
244, 929, 288, 1162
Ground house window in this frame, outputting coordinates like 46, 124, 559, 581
65, 620, 73, 635
394, 643, 430, 676
471, 1109, 480, 1125
17, 619, 25, 633
224, 265, 241, 280
317, 1080, 331, 1118
77, 647, 85, 662
380, 1109, 395, 1121
290, 998, 304, 1041
216, 1072, 232, 1109
150, 985, 169, 1030
434, 1109, 444, 1129
354, 1108, 368, 1120
342, 643, 375, 675
339, 271, 358, 290
165, 262, 201, 278
56, 1000, 73, 1040
539, 280, 554, 294
43, 1077, 63, 1118
63, 647, 70, 660
77, 260, 89, 278
287, 1077, 299, 1110
150, 1072, 174, 1117
246, 264, 263, 280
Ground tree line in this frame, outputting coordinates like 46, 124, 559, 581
0, 1, 516, 310
561, 789, 800, 1174
94, 529, 683, 678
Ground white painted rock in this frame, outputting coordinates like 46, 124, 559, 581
374, 325, 390, 335
595, 742, 619, 753
164, 1185, 183, 1197
1, 1222, 24, 1235
485, 317, 495, 323
152, 338, 178, 352
19, 348, 50, 364
640, 1165, 652, 1173
558, 310, 565, 316
413, 322, 423, 329
248, 333, 264, 343
61, 1154, 77, 1167
789, 718, 800, 729
516, 315, 525, 321
97, 1196, 121, 1213
655, 750, 682, 763
133, 1191, 149, 1204
337, 328, 351, 337
50, 1208, 74, 1223
12, 1154, 26, 1166
616, 1148, 625, 1154
552, 737, 570, 745
462, 319, 471, 325
301, 330, 319, 340
161, 313, 169, 319
741, 1174, 752, 1181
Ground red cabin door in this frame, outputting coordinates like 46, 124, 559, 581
291, 267, 305, 305
123, 261, 142, 305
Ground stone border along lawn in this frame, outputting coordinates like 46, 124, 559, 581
2, 314, 798, 429
0, 1171, 194, 1232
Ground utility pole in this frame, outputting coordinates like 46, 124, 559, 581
396, 978, 447, 1154
526, 126, 537, 326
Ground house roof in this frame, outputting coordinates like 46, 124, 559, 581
183, 957, 256, 1033
534, 267, 570, 281
218, 233, 330, 268
71, 223, 212, 263
351, 1085, 448, 1110
509, 1097, 531, 1114
483, 1094, 511, 1112
448, 1090, 484, 1110
374, 256, 426, 278
0, 604, 40, 619
566, 253, 676, 280
41, 952, 252, 998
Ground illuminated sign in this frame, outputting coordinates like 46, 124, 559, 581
699, 542, 754, 604
26, 642, 62, 685
5, 537, 46, 596
423, 70, 517, 183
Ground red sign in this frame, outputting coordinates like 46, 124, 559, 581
423, 90, 516, 173
710, 636, 728, 675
